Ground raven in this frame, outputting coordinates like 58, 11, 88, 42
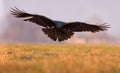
10, 7, 109, 41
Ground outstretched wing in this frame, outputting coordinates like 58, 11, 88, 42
10, 7, 56, 28
62, 22, 109, 33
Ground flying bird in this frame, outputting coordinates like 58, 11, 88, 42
10, 7, 109, 41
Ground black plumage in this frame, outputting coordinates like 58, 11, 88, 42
10, 7, 109, 41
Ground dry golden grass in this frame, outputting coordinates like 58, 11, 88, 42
0, 44, 120, 73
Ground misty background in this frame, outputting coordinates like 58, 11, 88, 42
0, 0, 120, 44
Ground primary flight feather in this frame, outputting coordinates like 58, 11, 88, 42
10, 7, 109, 41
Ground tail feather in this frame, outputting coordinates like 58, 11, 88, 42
42, 28, 74, 41
42, 28, 57, 41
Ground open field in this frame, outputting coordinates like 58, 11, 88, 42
0, 44, 120, 73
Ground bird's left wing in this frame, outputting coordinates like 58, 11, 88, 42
62, 22, 109, 33
10, 7, 56, 28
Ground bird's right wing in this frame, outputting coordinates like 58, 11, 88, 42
10, 7, 56, 28
62, 22, 109, 33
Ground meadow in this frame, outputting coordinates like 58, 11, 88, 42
0, 44, 120, 73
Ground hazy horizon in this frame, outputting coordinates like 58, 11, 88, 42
0, 0, 120, 43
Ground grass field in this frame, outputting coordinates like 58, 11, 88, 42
0, 44, 120, 73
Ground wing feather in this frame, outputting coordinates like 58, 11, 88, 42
10, 7, 56, 28
62, 22, 109, 33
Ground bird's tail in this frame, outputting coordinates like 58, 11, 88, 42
42, 28, 74, 41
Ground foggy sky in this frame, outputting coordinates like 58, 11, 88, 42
1, 0, 120, 39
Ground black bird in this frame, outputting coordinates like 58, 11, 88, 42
10, 7, 109, 41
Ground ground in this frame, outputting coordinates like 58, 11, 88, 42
0, 44, 120, 73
